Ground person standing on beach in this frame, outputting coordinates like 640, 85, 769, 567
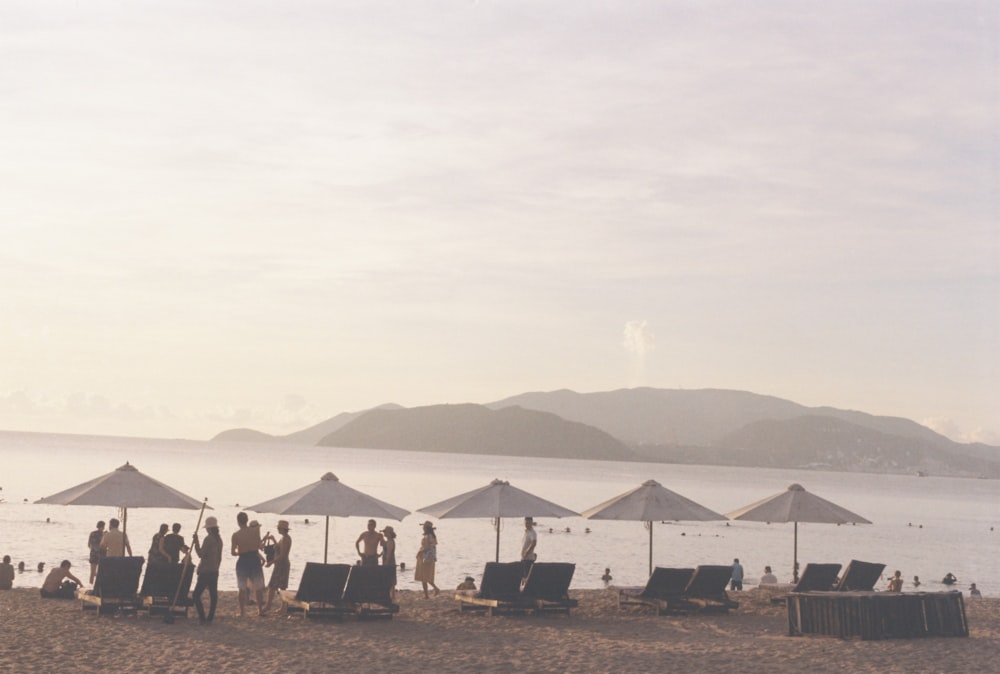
148, 523, 170, 564
161, 523, 189, 563
100, 518, 132, 557
87, 520, 105, 584
263, 520, 291, 614
381, 525, 397, 600
415, 521, 440, 598
730, 558, 744, 591
192, 516, 222, 625
356, 519, 384, 566
231, 511, 265, 617
0, 555, 14, 590
521, 517, 537, 577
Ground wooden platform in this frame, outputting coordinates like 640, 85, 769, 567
787, 591, 968, 640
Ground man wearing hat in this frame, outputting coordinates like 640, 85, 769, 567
191, 516, 223, 625
263, 520, 292, 614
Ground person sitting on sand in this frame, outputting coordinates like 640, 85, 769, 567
759, 566, 777, 585
457, 576, 476, 591
0, 555, 14, 590
887, 570, 903, 592
942, 572, 957, 585
100, 518, 132, 557
969, 583, 982, 598
40, 560, 83, 599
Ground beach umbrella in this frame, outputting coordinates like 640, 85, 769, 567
35, 462, 207, 535
247, 472, 409, 563
581, 479, 727, 576
417, 478, 578, 562
726, 483, 871, 582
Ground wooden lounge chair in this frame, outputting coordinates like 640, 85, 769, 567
518, 562, 578, 615
834, 560, 885, 592
139, 562, 194, 618
341, 564, 400, 619
618, 567, 695, 614
674, 565, 739, 613
79, 556, 145, 616
279, 562, 353, 620
455, 562, 524, 615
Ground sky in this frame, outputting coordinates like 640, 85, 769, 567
1, 1, 997, 444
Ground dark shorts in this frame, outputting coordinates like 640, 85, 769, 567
236, 552, 265, 591
361, 554, 379, 567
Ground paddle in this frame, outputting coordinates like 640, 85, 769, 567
164, 498, 208, 624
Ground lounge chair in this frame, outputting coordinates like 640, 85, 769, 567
341, 564, 400, 619
139, 561, 194, 618
618, 567, 695, 614
794, 563, 842, 592
455, 562, 524, 615
674, 565, 739, 613
279, 562, 353, 620
834, 560, 885, 592
79, 556, 145, 616
519, 562, 577, 614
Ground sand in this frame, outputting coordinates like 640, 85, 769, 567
0, 587, 995, 673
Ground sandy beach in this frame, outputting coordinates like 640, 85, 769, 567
0, 586, 995, 673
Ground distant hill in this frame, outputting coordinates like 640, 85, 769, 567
211, 387, 1000, 478
317, 403, 637, 462
211, 404, 403, 444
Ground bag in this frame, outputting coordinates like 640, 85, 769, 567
423, 544, 437, 563
263, 544, 276, 564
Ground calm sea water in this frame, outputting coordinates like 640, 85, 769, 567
2, 430, 997, 596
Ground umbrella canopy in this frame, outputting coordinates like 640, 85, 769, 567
247, 472, 410, 563
418, 478, 578, 562
35, 462, 207, 534
581, 479, 727, 575
726, 483, 871, 582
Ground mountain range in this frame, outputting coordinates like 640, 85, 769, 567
212, 387, 1000, 478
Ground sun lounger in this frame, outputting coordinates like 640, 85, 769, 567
456, 562, 525, 615
834, 560, 885, 592
279, 562, 353, 620
519, 562, 577, 614
79, 556, 145, 616
456, 562, 577, 616
139, 562, 194, 618
794, 563, 842, 592
674, 565, 739, 613
618, 567, 695, 614
341, 564, 400, 619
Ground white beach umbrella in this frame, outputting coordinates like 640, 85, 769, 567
247, 472, 410, 563
35, 462, 207, 535
726, 483, 872, 582
581, 479, 727, 576
417, 478, 578, 562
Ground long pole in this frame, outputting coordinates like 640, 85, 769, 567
494, 518, 500, 563
324, 516, 330, 564
165, 498, 207, 622
793, 521, 799, 583
648, 521, 653, 576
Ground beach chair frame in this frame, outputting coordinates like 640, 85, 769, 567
79, 556, 145, 616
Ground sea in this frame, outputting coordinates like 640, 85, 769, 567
2, 430, 998, 596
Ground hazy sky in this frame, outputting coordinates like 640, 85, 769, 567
2, 1, 997, 443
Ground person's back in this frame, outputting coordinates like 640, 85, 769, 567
163, 524, 187, 563
102, 520, 131, 557
0, 556, 14, 590
760, 565, 777, 585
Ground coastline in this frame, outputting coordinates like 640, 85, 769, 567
1, 587, 995, 673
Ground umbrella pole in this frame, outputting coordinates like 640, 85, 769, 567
793, 521, 799, 583
324, 516, 330, 564
648, 521, 653, 577
164, 498, 207, 624
494, 518, 500, 563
